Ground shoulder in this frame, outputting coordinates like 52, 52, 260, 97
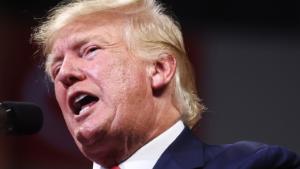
203, 141, 300, 169
154, 127, 300, 169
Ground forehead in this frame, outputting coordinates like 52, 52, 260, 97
49, 13, 127, 53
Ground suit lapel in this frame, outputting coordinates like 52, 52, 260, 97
153, 127, 205, 169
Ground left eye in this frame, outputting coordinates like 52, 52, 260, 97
82, 46, 99, 59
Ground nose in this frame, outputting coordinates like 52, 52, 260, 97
56, 57, 86, 88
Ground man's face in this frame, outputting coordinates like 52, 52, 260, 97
49, 15, 157, 163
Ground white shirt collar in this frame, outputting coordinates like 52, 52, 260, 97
93, 120, 184, 169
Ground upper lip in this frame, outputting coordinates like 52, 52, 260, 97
68, 90, 99, 115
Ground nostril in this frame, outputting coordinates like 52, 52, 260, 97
58, 69, 86, 88
63, 76, 81, 87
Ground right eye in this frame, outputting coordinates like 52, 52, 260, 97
51, 64, 61, 80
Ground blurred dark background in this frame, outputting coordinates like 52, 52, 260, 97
0, 0, 300, 169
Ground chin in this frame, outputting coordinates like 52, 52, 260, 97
80, 142, 123, 167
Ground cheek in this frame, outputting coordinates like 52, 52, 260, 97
85, 62, 103, 79
84, 58, 131, 94
54, 83, 66, 108
54, 83, 73, 123
114, 71, 151, 120
54, 83, 76, 134
54, 84, 62, 104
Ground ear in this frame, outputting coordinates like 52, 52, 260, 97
151, 54, 176, 90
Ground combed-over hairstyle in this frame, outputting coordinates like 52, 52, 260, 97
33, 0, 205, 128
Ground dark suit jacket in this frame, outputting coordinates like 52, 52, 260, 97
153, 127, 300, 169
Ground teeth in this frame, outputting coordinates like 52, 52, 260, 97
80, 106, 90, 114
72, 94, 89, 115
71, 93, 99, 115
75, 94, 88, 104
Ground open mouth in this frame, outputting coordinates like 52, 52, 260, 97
70, 92, 99, 115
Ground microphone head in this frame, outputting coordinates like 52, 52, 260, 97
2, 101, 43, 135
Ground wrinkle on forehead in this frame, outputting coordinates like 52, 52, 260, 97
46, 13, 128, 73
51, 28, 114, 55
47, 12, 128, 55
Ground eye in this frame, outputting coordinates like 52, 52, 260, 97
82, 45, 100, 60
51, 64, 61, 80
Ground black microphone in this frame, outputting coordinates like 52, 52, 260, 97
0, 101, 43, 135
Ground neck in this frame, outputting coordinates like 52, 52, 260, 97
96, 96, 180, 168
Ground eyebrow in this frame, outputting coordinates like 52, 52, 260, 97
46, 31, 116, 72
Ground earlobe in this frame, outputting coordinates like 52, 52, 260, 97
151, 54, 176, 90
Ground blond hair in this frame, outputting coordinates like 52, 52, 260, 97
33, 0, 205, 128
